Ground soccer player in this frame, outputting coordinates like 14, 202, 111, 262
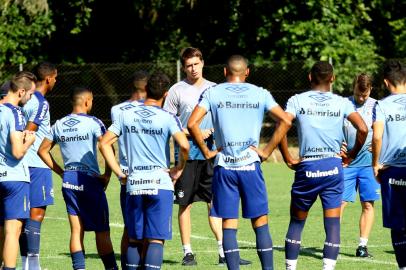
100, 72, 190, 270
164, 47, 250, 266
372, 60, 406, 270
38, 87, 118, 270
279, 61, 368, 270
0, 71, 37, 270
188, 55, 291, 270
20, 62, 57, 270
110, 70, 148, 269
0, 81, 10, 102
340, 73, 380, 258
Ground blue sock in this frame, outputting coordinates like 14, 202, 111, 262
144, 242, 164, 270
3, 267, 16, 270
254, 224, 274, 270
19, 223, 28, 269
126, 242, 142, 270
285, 217, 306, 260
223, 228, 240, 270
100, 252, 118, 270
71, 250, 85, 270
121, 253, 127, 270
391, 229, 406, 268
26, 219, 42, 270
323, 217, 340, 260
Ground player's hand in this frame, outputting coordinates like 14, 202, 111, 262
287, 159, 300, 170
168, 166, 184, 184
202, 128, 214, 140
340, 150, 354, 167
249, 146, 269, 162
373, 164, 384, 183
340, 141, 348, 155
98, 173, 111, 191
23, 130, 36, 144
204, 147, 221, 160
120, 175, 128, 186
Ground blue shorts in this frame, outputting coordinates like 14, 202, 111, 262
126, 189, 173, 240
0, 181, 30, 223
210, 162, 268, 219
379, 166, 406, 230
292, 157, 343, 211
62, 171, 110, 232
29, 167, 54, 207
120, 184, 127, 226
343, 166, 380, 202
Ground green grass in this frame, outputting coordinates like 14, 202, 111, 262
33, 162, 396, 270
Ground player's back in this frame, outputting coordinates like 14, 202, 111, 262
198, 82, 278, 167
374, 93, 406, 166
286, 90, 355, 158
51, 113, 105, 175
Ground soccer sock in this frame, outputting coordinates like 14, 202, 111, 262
100, 252, 118, 270
323, 217, 340, 261
359, 237, 368, 247
322, 258, 337, 270
3, 267, 16, 270
71, 250, 86, 270
19, 223, 28, 270
126, 242, 143, 270
144, 242, 164, 270
182, 244, 193, 255
121, 253, 127, 270
285, 217, 306, 262
26, 219, 42, 270
254, 224, 274, 270
391, 229, 406, 268
223, 228, 240, 270
218, 240, 225, 258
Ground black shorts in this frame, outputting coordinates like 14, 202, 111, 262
175, 160, 213, 205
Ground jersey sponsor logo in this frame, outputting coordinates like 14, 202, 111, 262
0, 155, 7, 163
387, 114, 406, 122
128, 178, 161, 185
305, 146, 334, 153
62, 182, 84, 191
38, 102, 48, 121
393, 97, 406, 106
62, 118, 80, 128
129, 189, 158, 195
388, 178, 406, 186
309, 94, 332, 103
134, 118, 152, 124
65, 164, 90, 171
393, 152, 406, 159
225, 85, 249, 94
0, 170, 7, 177
226, 140, 256, 148
132, 165, 161, 171
299, 108, 341, 117
120, 103, 136, 111
223, 151, 251, 163
125, 126, 163, 135
56, 133, 89, 142
305, 167, 339, 178
217, 101, 259, 109
134, 107, 156, 118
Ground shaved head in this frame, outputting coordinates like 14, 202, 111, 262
226, 55, 248, 76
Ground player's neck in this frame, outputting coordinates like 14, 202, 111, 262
186, 76, 204, 87
227, 75, 246, 83
311, 84, 331, 92
2, 95, 19, 106
391, 84, 406, 94
36, 83, 48, 96
144, 98, 163, 108
71, 107, 88, 115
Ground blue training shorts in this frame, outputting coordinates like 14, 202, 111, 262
29, 167, 54, 207
126, 189, 173, 240
292, 157, 343, 211
342, 166, 380, 202
210, 162, 268, 219
0, 181, 30, 223
62, 171, 110, 232
379, 166, 406, 230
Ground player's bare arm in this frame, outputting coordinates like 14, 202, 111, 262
169, 131, 190, 183
38, 138, 64, 177
372, 121, 384, 180
10, 130, 36, 160
25, 121, 39, 132
99, 130, 126, 181
97, 135, 112, 190
343, 112, 368, 166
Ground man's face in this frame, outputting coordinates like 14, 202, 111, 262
353, 85, 371, 105
47, 71, 58, 91
183, 56, 204, 81
19, 82, 36, 106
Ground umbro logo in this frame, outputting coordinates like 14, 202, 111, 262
393, 97, 406, 106
309, 94, 332, 103
225, 85, 249, 94
218, 102, 225, 109
62, 118, 80, 127
120, 103, 136, 111
134, 107, 156, 118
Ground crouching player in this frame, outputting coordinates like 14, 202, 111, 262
100, 72, 189, 270
38, 87, 118, 270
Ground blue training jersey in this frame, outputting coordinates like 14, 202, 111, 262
373, 93, 406, 167
343, 96, 375, 167
0, 103, 30, 182
108, 104, 183, 193
48, 113, 106, 175
198, 82, 278, 167
286, 90, 356, 158
164, 79, 216, 160
22, 91, 51, 168
111, 100, 140, 173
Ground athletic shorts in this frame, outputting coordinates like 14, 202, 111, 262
174, 160, 213, 205
29, 167, 54, 207
0, 181, 30, 223
210, 162, 268, 219
342, 166, 380, 202
292, 157, 343, 211
62, 171, 110, 232
379, 166, 406, 230
126, 189, 173, 240
120, 183, 127, 226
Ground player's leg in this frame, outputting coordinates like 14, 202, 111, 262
322, 207, 341, 270
126, 193, 145, 269
391, 229, 406, 269
95, 231, 117, 270
3, 219, 24, 269
285, 205, 308, 270
340, 167, 357, 221
120, 183, 129, 269
68, 214, 86, 270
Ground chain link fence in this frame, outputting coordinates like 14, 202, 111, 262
2, 60, 405, 141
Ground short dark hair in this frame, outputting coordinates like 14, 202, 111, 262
70, 86, 92, 104
353, 73, 372, 93
383, 60, 406, 86
131, 70, 149, 92
0, 81, 10, 97
310, 61, 334, 85
10, 71, 37, 93
180, 47, 203, 67
33, 62, 57, 81
146, 72, 170, 100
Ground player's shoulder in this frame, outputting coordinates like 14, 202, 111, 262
168, 80, 189, 93
111, 100, 139, 114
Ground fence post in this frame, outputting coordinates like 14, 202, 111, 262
176, 60, 181, 82
329, 57, 333, 92
19, 63, 23, 71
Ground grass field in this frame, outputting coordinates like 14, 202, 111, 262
31, 160, 397, 270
